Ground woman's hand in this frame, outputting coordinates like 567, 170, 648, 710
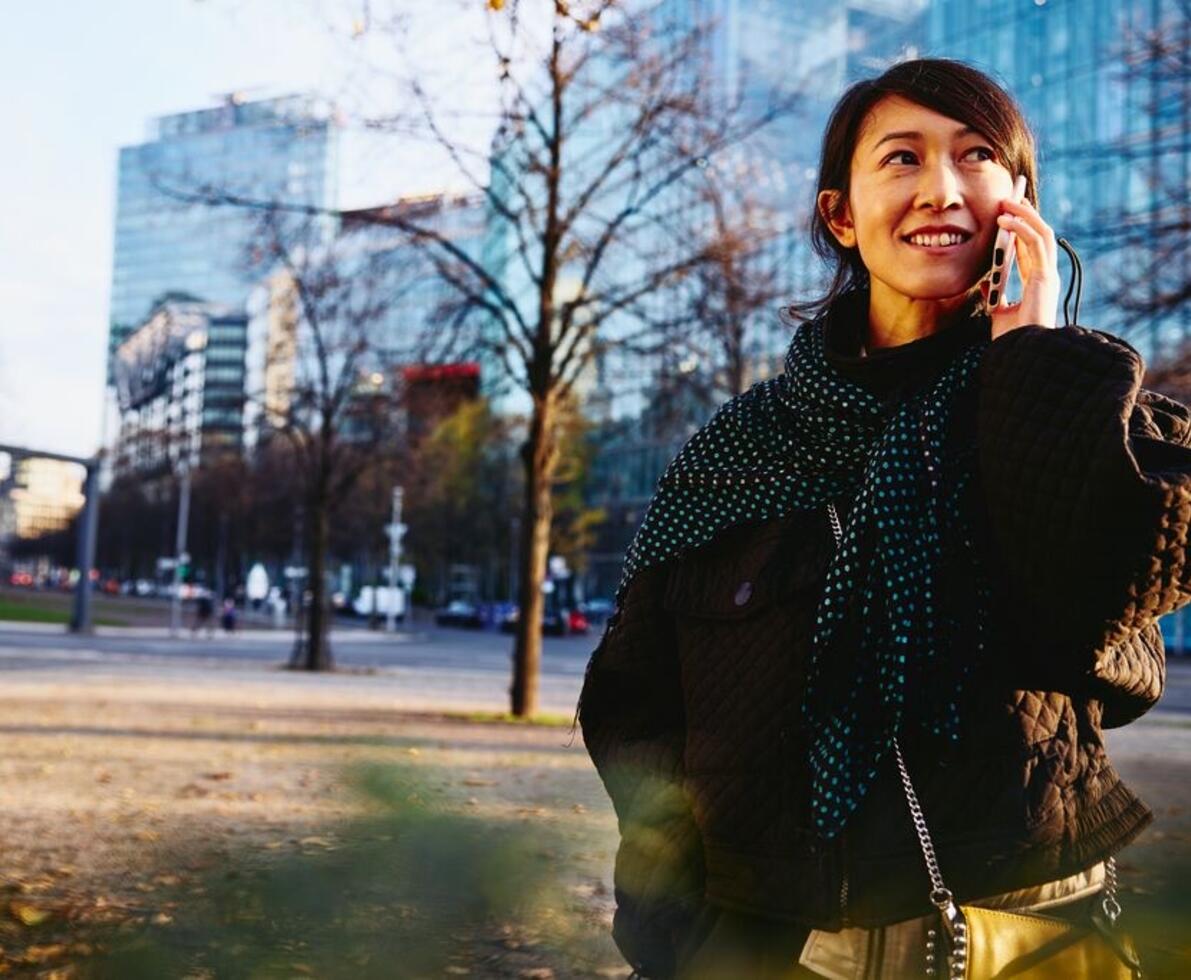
979, 197, 1061, 339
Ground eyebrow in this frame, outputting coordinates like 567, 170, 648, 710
871, 126, 981, 149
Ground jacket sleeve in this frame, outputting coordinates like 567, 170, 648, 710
977, 325, 1191, 719
578, 564, 704, 979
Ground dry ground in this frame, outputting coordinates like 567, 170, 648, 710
0, 673, 624, 978
0, 668, 1188, 978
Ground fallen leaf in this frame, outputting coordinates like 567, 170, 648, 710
297, 836, 334, 849
9, 902, 51, 926
152, 912, 173, 925
22, 943, 66, 963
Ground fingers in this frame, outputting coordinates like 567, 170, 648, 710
997, 198, 1057, 277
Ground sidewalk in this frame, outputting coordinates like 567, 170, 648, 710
0, 618, 429, 642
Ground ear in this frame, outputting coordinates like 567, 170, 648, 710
817, 189, 856, 249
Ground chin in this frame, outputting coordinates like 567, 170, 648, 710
898, 281, 977, 302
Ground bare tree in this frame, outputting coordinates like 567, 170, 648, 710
354, 0, 802, 716
244, 207, 414, 669
632, 168, 791, 411
1061, 0, 1189, 346
148, 0, 802, 711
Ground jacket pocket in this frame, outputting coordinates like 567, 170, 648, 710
661, 516, 832, 798
661, 511, 833, 620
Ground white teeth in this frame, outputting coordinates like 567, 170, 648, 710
907, 232, 967, 247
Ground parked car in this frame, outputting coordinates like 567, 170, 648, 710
500, 604, 586, 636
120, 578, 158, 597
353, 586, 405, 620
436, 600, 483, 629
580, 597, 614, 627
567, 608, 590, 635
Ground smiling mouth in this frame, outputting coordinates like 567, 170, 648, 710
901, 232, 973, 250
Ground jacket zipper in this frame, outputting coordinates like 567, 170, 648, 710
838, 832, 851, 927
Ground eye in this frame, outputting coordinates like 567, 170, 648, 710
882, 146, 998, 167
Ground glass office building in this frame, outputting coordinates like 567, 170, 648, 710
112, 295, 249, 479
108, 94, 338, 368
925, 0, 1189, 362
581, 0, 932, 596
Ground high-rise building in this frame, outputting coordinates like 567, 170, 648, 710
925, 0, 1189, 361
112, 295, 249, 479
0, 458, 86, 540
108, 94, 337, 368
243, 192, 488, 453
580, 0, 930, 594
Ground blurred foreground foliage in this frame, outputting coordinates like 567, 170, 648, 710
82, 763, 611, 979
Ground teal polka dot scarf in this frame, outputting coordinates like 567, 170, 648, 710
616, 307, 992, 839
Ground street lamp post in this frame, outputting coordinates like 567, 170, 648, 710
69, 459, 101, 634
385, 486, 406, 633
169, 466, 192, 638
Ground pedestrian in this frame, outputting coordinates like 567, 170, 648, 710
221, 597, 237, 633
192, 590, 215, 638
577, 58, 1191, 979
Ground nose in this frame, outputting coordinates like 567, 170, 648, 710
914, 162, 964, 212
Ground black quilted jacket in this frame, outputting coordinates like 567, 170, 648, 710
578, 326, 1191, 979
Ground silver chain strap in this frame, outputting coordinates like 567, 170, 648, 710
892, 738, 953, 908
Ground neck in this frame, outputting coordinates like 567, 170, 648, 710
865, 280, 977, 351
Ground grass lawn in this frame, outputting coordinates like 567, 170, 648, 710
0, 597, 126, 627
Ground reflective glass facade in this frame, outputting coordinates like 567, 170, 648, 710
112, 297, 248, 478
583, 0, 930, 597
925, 0, 1190, 361
109, 95, 337, 368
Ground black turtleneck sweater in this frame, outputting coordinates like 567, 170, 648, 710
822, 289, 991, 404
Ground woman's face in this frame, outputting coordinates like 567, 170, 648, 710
820, 95, 1017, 304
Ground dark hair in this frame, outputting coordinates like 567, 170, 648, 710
785, 58, 1039, 323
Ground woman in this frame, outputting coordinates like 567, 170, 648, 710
578, 58, 1191, 979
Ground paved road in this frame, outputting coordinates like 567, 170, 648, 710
0, 620, 598, 715
1, 620, 1190, 719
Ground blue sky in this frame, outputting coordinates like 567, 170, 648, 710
0, 0, 489, 458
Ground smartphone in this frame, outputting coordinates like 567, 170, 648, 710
987, 174, 1028, 309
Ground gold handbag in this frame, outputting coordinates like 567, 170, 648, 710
892, 739, 1144, 979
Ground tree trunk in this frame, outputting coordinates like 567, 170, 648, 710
298, 491, 333, 670
511, 392, 558, 718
